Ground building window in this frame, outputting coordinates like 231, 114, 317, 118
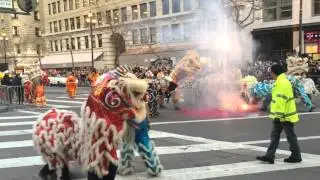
162, 0, 169, 15
69, 0, 73, 10
63, 0, 68, 11
55, 40, 59, 51
150, 27, 156, 43
315, 0, 320, 15
97, 12, 102, 25
84, 15, 88, 27
183, 22, 191, 40
280, 0, 292, 18
77, 37, 81, 49
71, 38, 75, 49
15, 44, 21, 54
12, 26, 19, 36
50, 41, 53, 52
70, 18, 75, 30
183, 0, 192, 11
49, 22, 52, 33
162, 25, 170, 42
106, 10, 111, 24
52, 2, 57, 14
199, 0, 211, 9
34, 11, 40, 20
172, 0, 181, 13
132, 5, 138, 20
54, 21, 58, 32
48, 4, 51, 15
97, 34, 102, 47
36, 44, 41, 55
65, 19, 69, 30
35, 27, 40, 36
75, 0, 80, 9
263, 0, 292, 22
150, 1, 157, 17
140, 28, 148, 43
92, 35, 96, 48
85, 36, 89, 48
83, 0, 87, 7
76, 17, 80, 29
140, 3, 148, 18
58, 20, 62, 31
172, 24, 181, 40
113, 9, 119, 23
60, 40, 63, 51
121, 7, 127, 22
57, 1, 61, 13
132, 30, 139, 44
66, 38, 70, 50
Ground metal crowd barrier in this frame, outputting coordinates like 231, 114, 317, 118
0, 85, 25, 106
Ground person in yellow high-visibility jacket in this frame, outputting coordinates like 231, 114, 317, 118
257, 63, 301, 164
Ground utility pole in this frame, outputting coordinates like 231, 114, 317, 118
299, 0, 303, 56
86, 12, 96, 69
69, 33, 75, 69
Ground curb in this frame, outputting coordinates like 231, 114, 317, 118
0, 106, 9, 113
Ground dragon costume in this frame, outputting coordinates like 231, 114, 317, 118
241, 75, 314, 111
33, 67, 151, 180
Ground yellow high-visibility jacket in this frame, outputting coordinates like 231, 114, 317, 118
270, 73, 299, 123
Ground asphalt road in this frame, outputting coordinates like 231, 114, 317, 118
0, 87, 320, 180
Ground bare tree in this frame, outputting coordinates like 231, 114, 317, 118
224, 0, 262, 30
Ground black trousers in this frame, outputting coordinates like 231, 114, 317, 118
266, 120, 301, 159
87, 164, 117, 180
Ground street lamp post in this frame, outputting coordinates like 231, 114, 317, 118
86, 12, 96, 69
1, 32, 8, 65
299, 0, 303, 56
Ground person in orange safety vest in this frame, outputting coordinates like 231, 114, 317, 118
66, 72, 77, 98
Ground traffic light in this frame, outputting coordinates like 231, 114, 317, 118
25, 0, 33, 12
17, 0, 35, 13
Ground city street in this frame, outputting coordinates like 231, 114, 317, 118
0, 87, 320, 180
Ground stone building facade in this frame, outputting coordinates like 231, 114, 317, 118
0, 0, 43, 71
40, 0, 225, 69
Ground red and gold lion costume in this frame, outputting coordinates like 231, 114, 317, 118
33, 71, 149, 180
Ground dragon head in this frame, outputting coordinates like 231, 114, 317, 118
80, 69, 149, 176
83, 71, 149, 126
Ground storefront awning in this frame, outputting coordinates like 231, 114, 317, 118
40, 52, 103, 69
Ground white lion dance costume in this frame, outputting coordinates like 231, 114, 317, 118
33, 67, 155, 180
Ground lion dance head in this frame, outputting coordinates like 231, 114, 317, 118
33, 66, 149, 178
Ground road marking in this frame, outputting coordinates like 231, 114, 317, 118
46, 104, 72, 108
0, 129, 33, 136
56, 97, 88, 100
0, 140, 33, 149
47, 99, 84, 104
0, 156, 43, 169
0, 116, 38, 121
151, 111, 320, 125
0, 121, 33, 127
16, 110, 43, 115
114, 157, 320, 180
239, 135, 320, 145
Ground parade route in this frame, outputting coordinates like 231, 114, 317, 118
0, 87, 319, 179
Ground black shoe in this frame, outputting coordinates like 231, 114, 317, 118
284, 157, 302, 163
308, 106, 315, 112
256, 156, 274, 164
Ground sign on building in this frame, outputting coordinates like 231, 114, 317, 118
0, 0, 12, 9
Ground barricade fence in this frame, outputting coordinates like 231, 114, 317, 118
0, 85, 25, 106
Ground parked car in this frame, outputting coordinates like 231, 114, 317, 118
48, 76, 78, 87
